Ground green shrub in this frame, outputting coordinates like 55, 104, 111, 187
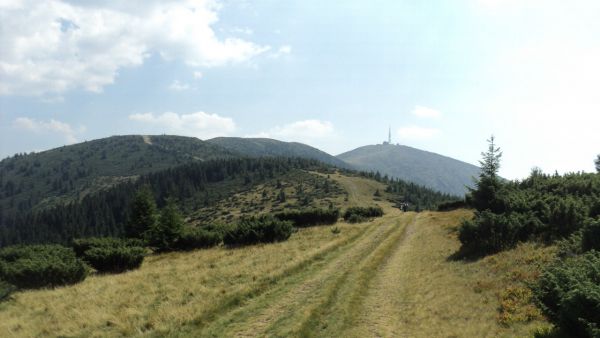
0, 245, 88, 289
458, 211, 543, 255
346, 213, 367, 224
275, 208, 340, 227
0, 280, 15, 302
546, 196, 588, 239
223, 215, 293, 246
72, 237, 145, 273
83, 246, 145, 273
532, 251, 600, 338
581, 218, 600, 252
175, 227, 223, 250
72, 237, 145, 257
343, 206, 383, 222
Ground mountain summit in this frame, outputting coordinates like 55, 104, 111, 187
337, 143, 479, 196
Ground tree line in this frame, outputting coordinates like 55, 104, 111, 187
0, 157, 326, 247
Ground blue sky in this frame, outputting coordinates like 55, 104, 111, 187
1, 0, 599, 179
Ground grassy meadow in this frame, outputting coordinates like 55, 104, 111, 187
0, 173, 553, 337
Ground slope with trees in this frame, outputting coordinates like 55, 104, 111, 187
208, 137, 351, 169
0, 135, 235, 221
0, 157, 326, 247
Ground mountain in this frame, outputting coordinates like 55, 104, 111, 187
207, 137, 351, 169
337, 143, 479, 196
0, 135, 235, 216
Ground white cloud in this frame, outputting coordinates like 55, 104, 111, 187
129, 111, 235, 139
397, 126, 440, 140
193, 71, 203, 79
250, 119, 334, 141
13, 117, 83, 143
269, 45, 292, 59
168, 80, 191, 91
0, 0, 268, 96
412, 106, 441, 119
231, 27, 253, 35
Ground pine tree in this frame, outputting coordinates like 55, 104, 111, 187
147, 197, 184, 251
479, 135, 502, 179
595, 154, 600, 173
126, 185, 157, 239
468, 136, 505, 212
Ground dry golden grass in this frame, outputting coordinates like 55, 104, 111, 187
0, 221, 368, 337
0, 173, 553, 337
342, 210, 553, 338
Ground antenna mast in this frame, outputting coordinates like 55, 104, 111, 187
388, 126, 391, 144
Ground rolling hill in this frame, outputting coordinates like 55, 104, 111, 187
0, 135, 235, 216
337, 143, 480, 196
208, 137, 351, 169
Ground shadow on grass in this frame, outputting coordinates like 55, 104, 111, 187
446, 245, 499, 262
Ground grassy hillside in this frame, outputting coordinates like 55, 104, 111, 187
208, 137, 351, 169
0, 135, 234, 216
337, 143, 480, 196
0, 174, 552, 337
189, 170, 347, 225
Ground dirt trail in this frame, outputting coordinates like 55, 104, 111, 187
344, 214, 421, 337
189, 172, 414, 337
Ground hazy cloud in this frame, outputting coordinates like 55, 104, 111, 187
168, 80, 191, 91
250, 119, 334, 141
269, 45, 292, 59
129, 111, 235, 139
0, 0, 268, 96
13, 117, 83, 143
397, 126, 440, 140
412, 106, 441, 119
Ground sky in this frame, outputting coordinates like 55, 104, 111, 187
1, 0, 599, 180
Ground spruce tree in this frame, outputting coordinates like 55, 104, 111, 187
147, 197, 184, 251
595, 154, 600, 173
126, 185, 157, 239
479, 135, 502, 179
468, 136, 505, 212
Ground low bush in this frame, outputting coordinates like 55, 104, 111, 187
0, 245, 88, 289
72, 237, 145, 257
175, 227, 223, 250
458, 211, 543, 255
83, 246, 145, 273
72, 237, 145, 273
275, 208, 340, 227
346, 213, 367, 224
532, 251, 600, 338
581, 218, 600, 252
223, 215, 293, 246
343, 206, 384, 222
0, 280, 15, 302
437, 200, 468, 211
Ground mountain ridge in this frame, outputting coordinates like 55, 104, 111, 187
207, 137, 351, 169
337, 143, 479, 196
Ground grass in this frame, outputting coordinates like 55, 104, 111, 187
0, 173, 553, 337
